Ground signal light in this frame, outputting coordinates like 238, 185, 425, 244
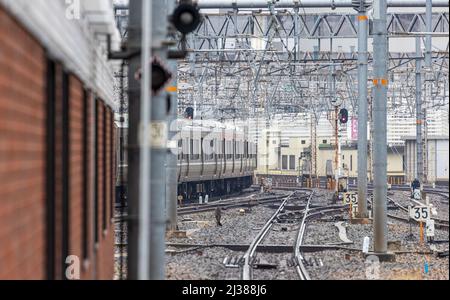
171, 1, 201, 34
185, 107, 194, 119
339, 108, 349, 124
151, 57, 172, 95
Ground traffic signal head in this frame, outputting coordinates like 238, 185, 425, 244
339, 108, 348, 124
171, 1, 201, 34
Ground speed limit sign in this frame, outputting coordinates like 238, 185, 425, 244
409, 205, 430, 222
343, 192, 358, 205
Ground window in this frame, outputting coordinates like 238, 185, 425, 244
226, 141, 233, 160
350, 155, 353, 171
289, 155, 296, 170
282, 155, 288, 170
200, 138, 204, 161
301, 140, 306, 145
323, 140, 327, 144
209, 140, 214, 160
192, 139, 200, 160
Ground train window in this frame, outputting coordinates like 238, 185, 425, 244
210, 140, 214, 160
201, 138, 204, 161
350, 155, 353, 171
227, 141, 233, 160
190, 139, 194, 160
178, 139, 182, 147
192, 139, 200, 160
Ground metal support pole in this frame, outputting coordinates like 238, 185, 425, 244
423, 0, 432, 183
166, 3, 178, 232
334, 107, 339, 192
372, 0, 388, 253
415, 37, 423, 182
358, 4, 369, 218
425, 0, 432, 68
150, 0, 169, 280
128, 0, 152, 280
356, 3, 369, 218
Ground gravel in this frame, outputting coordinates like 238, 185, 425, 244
113, 189, 449, 280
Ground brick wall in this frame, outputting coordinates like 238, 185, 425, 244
0, 5, 115, 280
0, 6, 46, 279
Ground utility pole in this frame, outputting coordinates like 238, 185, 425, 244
423, 0, 432, 184
354, 0, 369, 218
415, 37, 423, 182
127, 0, 152, 280
166, 1, 178, 233
310, 113, 317, 188
334, 107, 339, 192
371, 0, 391, 258
149, 0, 170, 280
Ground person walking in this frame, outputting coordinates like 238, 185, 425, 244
215, 207, 223, 226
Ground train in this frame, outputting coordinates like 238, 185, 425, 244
177, 119, 257, 201
115, 118, 258, 203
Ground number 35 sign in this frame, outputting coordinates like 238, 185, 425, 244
343, 192, 358, 205
409, 205, 430, 222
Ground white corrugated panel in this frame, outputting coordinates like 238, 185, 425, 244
436, 139, 449, 180
0, 0, 119, 109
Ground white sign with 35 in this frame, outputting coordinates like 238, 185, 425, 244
343, 192, 358, 205
409, 205, 430, 222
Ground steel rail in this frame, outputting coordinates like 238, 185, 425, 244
178, 192, 299, 215
293, 191, 314, 280
241, 192, 297, 280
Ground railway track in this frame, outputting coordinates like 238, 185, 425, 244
241, 192, 297, 280
386, 196, 449, 230
293, 192, 313, 280
241, 190, 349, 280
178, 191, 298, 215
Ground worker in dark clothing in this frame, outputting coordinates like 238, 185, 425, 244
215, 207, 223, 227
411, 178, 420, 198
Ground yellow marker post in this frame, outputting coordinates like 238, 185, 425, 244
350, 202, 353, 220
420, 221, 424, 244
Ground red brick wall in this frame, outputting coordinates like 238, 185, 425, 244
0, 6, 115, 280
95, 101, 114, 280
0, 6, 46, 280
